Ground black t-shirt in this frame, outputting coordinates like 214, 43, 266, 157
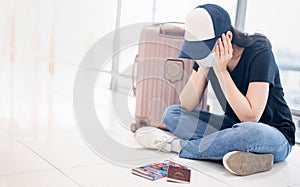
193, 41, 295, 145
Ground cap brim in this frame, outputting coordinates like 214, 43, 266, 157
178, 37, 217, 60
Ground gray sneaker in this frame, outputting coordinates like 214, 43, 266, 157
134, 126, 178, 152
223, 151, 274, 176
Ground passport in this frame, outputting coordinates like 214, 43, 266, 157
166, 165, 191, 184
131, 160, 187, 181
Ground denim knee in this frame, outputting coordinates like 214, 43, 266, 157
163, 105, 182, 130
232, 122, 291, 162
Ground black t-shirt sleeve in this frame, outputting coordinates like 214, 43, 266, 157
193, 61, 199, 72
249, 48, 276, 87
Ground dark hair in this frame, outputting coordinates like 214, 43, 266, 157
230, 26, 272, 48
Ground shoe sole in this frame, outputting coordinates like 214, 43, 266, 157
223, 151, 274, 176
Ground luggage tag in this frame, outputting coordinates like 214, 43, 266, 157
164, 59, 184, 83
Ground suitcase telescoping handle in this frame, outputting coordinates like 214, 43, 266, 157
157, 22, 185, 27
157, 22, 185, 38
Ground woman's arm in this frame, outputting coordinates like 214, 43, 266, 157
214, 33, 269, 122
179, 64, 209, 111
216, 70, 269, 122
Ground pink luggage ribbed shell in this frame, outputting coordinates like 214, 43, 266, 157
133, 23, 207, 127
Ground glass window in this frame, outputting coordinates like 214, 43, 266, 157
120, 0, 154, 26
120, 0, 237, 25
245, 0, 300, 143
245, 0, 300, 110
115, 0, 238, 92
155, 0, 237, 24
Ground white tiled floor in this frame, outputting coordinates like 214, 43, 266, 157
0, 58, 300, 187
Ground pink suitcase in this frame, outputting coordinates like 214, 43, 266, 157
132, 23, 207, 128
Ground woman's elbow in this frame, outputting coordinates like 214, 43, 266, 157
239, 114, 261, 123
180, 103, 194, 111
179, 97, 195, 111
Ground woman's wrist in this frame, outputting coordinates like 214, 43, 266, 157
215, 68, 228, 74
197, 63, 210, 76
215, 68, 229, 82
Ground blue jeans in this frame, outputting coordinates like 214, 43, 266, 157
163, 105, 292, 163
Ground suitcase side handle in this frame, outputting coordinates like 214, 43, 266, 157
132, 54, 138, 96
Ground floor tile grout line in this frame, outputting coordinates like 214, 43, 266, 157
0, 126, 231, 186
0, 128, 82, 187
170, 158, 234, 187
290, 184, 300, 187
191, 168, 234, 187
0, 168, 58, 177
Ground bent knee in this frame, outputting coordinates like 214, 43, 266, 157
163, 105, 182, 130
163, 105, 182, 118
232, 122, 267, 132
